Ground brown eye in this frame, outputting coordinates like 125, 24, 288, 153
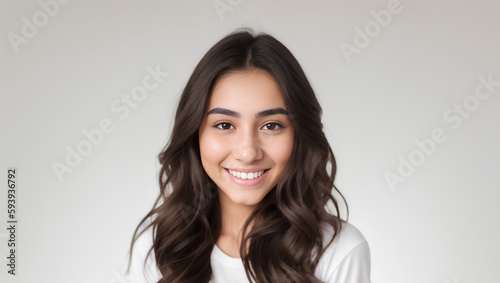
216, 122, 234, 130
262, 123, 283, 131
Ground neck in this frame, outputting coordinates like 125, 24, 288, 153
219, 192, 255, 237
216, 189, 256, 257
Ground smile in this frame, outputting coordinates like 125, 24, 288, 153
227, 169, 265, 180
224, 168, 270, 186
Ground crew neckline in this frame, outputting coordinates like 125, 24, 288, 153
212, 244, 245, 268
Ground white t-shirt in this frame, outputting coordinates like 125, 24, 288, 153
129, 222, 371, 282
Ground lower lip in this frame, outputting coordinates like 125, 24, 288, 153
225, 169, 269, 187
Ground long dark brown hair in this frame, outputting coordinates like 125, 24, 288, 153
128, 29, 347, 283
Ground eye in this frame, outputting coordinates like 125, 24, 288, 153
262, 122, 284, 131
214, 122, 234, 130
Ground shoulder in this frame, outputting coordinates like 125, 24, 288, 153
315, 222, 371, 283
128, 222, 162, 283
320, 221, 368, 258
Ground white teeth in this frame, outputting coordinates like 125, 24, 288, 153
228, 169, 265, 180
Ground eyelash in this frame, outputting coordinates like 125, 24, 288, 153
213, 122, 285, 131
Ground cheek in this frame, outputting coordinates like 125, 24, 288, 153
265, 134, 294, 168
199, 132, 230, 168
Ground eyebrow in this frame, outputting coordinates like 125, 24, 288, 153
206, 107, 289, 118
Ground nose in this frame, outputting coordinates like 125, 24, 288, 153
233, 128, 263, 164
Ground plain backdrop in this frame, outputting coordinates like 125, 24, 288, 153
1, 0, 499, 282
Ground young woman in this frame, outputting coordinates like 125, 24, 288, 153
128, 30, 370, 283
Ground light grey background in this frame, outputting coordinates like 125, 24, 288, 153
1, 0, 499, 282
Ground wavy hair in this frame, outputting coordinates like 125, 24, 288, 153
129, 29, 347, 283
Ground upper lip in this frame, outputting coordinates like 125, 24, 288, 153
225, 167, 269, 173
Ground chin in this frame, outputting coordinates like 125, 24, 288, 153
224, 190, 268, 207
231, 196, 262, 206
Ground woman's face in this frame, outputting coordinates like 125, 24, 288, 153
199, 70, 294, 209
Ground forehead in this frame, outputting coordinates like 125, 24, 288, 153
207, 70, 286, 112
